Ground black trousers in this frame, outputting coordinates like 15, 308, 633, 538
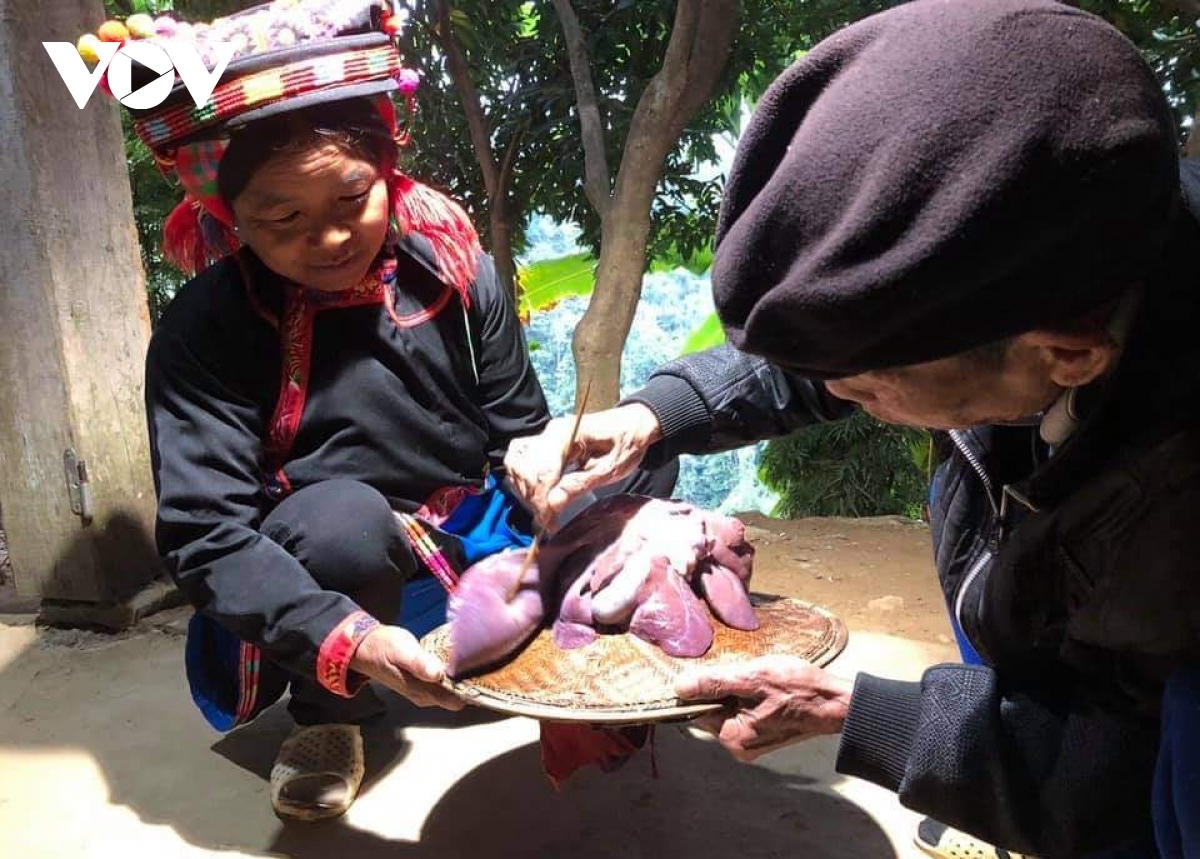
260, 460, 680, 726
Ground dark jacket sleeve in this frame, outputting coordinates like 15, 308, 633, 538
622, 343, 854, 465
837, 663, 1160, 859
470, 256, 551, 469
844, 449, 1200, 857
145, 324, 362, 679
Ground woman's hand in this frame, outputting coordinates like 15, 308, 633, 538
675, 656, 854, 761
504, 403, 663, 531
349, 625, 465, 711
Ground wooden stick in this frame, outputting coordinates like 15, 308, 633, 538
506, 379, 592, 601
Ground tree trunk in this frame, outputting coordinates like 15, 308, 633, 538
436, 1, 521, 297
555, 0, 741, 409
572, 211, 655, 406
1186, 113, 1200, 159
0, 0, 161, 610
489, 128, 525, 301
489, 200, 518, 301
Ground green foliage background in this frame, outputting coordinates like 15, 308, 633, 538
760, 413, 932, 519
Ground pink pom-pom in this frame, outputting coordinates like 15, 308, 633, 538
396, 68, 420, 96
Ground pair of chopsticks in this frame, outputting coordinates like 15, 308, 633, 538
396, 511, 460, 592
506, 380, 592, 601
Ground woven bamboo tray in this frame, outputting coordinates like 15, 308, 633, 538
421, 594, 848, 724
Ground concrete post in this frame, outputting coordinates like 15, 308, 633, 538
0, 0, 166, 624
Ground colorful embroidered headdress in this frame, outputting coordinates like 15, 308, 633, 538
74, 0, 479, 296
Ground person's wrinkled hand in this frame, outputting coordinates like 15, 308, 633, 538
349, 625, 465, 711
504, 403, 663, 531
675, 656, 854, 761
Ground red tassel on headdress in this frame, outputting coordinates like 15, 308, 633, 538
163, 197, 239, 275
163, 199, 207, 275
390, 172, 482, 305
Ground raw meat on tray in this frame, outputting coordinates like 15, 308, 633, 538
446, 495, 757, 677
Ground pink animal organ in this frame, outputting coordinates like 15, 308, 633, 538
446, 496, 758, 677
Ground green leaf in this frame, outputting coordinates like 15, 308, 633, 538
649, 242, 713, 275
758, 411, 930, 520
679, 312, 725, 356
131, 0, 174, 13
517, 252, 596, 314
517, 1, 538, 37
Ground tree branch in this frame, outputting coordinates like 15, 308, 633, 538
612, 0, 738, 203
498, 122, 526, 201
659, 0, 740, 136
436, 2, 500, 198
658, 0, 704, 89
650, 0, 738, 137
550, 0, 612, 216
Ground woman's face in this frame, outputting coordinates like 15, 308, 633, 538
230, 142, 391, 292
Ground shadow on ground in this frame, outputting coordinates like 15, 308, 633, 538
266, 723, 896, 859
0, 622, 898, 858
209, 689, 506, 787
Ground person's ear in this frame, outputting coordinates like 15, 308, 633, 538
1018, 328, 1120, 388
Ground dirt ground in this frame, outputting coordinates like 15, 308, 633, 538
0, 516, 957, 859
740, 513, 952, 645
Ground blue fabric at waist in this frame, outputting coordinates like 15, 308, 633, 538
436, 474, 534, 566
398, 474, 535, 638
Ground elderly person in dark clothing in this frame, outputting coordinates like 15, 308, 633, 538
506, 2, 1200, 858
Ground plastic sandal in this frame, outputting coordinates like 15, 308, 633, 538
270, 723, 365, 821
914, 818, 1030, 859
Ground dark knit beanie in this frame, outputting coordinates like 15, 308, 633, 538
712, 0, 1179, 378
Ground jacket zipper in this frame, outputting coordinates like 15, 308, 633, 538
948, 429, 999, 518
948, 429, 1000, 655
953, 547, 993, 636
